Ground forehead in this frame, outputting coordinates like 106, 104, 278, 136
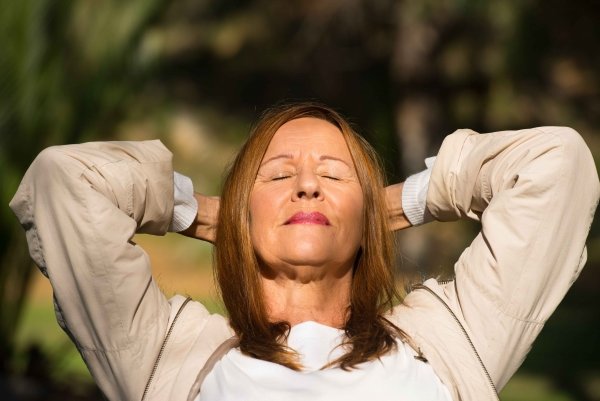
264, 117, 352, 159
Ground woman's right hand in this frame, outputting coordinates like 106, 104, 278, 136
179, 193, 220, 243
385, 182, 412, 231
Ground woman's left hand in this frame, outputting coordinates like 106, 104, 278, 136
385, 183, 412, 231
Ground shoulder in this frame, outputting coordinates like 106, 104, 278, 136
145, 295, 233, 400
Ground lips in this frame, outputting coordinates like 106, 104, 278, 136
285, 211, 330, 225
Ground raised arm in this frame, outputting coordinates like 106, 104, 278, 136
427, 127, 599, 388
10, 140, 176, 400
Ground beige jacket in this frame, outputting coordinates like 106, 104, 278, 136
10, 127, 599, 401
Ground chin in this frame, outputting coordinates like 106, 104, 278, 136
261, 231, 334, 264
281, 249, 332, 267
253, 230, 358, 271
280, 241, 333, 266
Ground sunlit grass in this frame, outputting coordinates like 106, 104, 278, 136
500, 374, 576, 401
14, 301, 92, 383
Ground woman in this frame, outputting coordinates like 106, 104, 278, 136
10, 103, 599, 401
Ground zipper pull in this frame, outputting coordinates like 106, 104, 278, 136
413, 347, 428, 363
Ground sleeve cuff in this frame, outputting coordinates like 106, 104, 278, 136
402, 156, 436, 226
169, 172, 198, 232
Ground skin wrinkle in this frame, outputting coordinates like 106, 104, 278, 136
250, 118, 364, 328
214, 104, 409, 370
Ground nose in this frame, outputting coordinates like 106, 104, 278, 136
292, 169, 323, 201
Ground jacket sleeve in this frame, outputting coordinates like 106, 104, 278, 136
426, 127, 599, 389
9, 140, 176, 400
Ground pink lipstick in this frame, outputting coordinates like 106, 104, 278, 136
285, 212, 330, 225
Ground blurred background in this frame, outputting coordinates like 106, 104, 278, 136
1, 0, 599, 400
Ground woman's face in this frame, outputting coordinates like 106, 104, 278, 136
250, 117, 364, 278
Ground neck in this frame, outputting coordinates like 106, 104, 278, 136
260, 266, 352, 328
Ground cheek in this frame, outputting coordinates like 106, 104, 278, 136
332, 188, 365, 240
250, 186, 275, 221
249, 187, 281, 249
353, 192, 365, 220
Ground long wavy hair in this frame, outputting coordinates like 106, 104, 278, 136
215, 102, 406, 370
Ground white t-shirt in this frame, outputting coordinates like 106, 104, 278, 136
197, 321, 452, 401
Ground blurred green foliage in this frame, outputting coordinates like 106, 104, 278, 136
0, 0, 167, 374
1, 0, 599, 399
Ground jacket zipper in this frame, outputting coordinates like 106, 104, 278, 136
412, 283, 498, 397
141, 297, 192, 401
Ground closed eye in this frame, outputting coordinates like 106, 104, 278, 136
323, 176, 340, 181
272, 175, 292, 181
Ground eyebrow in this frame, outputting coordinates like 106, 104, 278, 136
260, 153, 352, 168
260, 154, 293, 167
319, 155, 351, 168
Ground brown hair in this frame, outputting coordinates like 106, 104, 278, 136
215, 102, 407, 370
